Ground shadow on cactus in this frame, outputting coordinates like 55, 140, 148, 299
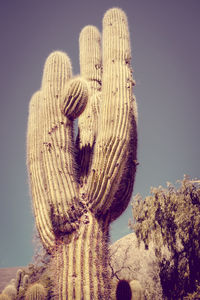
26, 7, 138, 299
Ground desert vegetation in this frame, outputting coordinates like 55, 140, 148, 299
131, 177, 200, 299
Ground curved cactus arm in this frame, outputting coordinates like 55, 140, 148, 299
27, 91, 55, 249
27, 51, 89, 247
81, 8, 138, 220
40, 51, 81, 231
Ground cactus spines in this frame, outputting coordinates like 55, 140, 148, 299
79, 7, 137, 221
25, 283, 47, 300
27, 92, 55, 250
27, 7, 137, 299
78, 25, 102, 149
79, 25, 102, 87
41, 51, 72, 92
62, 76, 89, 120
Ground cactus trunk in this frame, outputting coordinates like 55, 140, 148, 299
51, 214, 110, 299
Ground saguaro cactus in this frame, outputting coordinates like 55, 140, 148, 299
27, 7, 138, 299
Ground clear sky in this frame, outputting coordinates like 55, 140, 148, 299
0, 0, 199, 268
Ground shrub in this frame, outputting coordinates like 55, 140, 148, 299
131, 177, 200, 299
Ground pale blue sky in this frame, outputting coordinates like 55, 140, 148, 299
0, 0, 199, 267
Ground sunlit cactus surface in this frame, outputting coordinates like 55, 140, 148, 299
27, 7, 138, 299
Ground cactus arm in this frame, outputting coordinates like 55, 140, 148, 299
83, 8, 138, 220
40, 52, 81, 231
78, 25, 102, 143
28, 52, 89, 241
79, 26, 102, 91
27, 91, 55, 249
77, 26, 102, 180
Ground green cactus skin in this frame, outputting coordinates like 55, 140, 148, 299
25, 283, 47, 300
27, 7, 137, 300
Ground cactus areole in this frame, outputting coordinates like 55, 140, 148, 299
27, 8, 138, 300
